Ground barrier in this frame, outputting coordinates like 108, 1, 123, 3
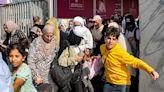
0, 0, 48, 39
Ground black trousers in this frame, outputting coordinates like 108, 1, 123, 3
71, 80, 84, 92
91, 75, 104, 92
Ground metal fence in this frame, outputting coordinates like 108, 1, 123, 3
0, 0, 49, 39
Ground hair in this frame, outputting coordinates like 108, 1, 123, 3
125, 14, 135, 23
125, 14, 136, 30
19, 38, 30, 49
109, 14, 123, 25
33, 16, 40, 23
105, 27, 121, 39
8, 43, 27, 57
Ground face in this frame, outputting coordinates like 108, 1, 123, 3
39, 19, 42, 24
9, 49, 26, 68
3, 24, 10, 33
59, 25, 65, 32
69, 21, 73, 28
84, 48, 90, 55
42, 31, 54, 43
94, 20, 99, 26
74, 21, 81, 26
105, 35, 118, 50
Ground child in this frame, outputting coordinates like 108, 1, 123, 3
100, 27, 159, 92
8, 43, 37, 92
83, 49, 102, 79
82, 48, 94, 92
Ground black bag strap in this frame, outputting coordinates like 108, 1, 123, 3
65, 40, 70, 57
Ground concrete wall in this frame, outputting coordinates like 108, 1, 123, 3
139, 0, 164, 92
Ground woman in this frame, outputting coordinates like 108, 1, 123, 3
27, 24, 58, 91
46, 17, 60, 48
1, 21, 27, 48
0, 21, 28, 66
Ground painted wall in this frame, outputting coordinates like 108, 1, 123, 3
57, 0, 93, 18
139, 0, 164, 92
123, 0, 139, 18
57, 0, 139, 19
96, 0, 121, 18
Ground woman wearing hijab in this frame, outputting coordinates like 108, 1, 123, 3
27, 24, 58, 91
72, 16, 93, 53
58, 16, 93, 92
0, 20, 28, 66
46, 17, 60, 49
1, 21, 28, 47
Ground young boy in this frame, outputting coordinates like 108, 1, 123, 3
100, 27, 159, 92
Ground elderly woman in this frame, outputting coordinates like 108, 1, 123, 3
46, 17, 60, 48
27, 24, 58, 90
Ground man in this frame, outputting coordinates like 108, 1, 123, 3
91, 15, 108, 55
100, 27, 159, 92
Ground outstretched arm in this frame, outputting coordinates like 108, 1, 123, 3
150, 70, 159, 80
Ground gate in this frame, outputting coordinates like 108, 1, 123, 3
0, 0, 49, 39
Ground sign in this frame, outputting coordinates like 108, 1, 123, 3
69, 0, 84, 10
57, 0, 93, 18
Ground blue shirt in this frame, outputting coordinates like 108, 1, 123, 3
0, 53, 13, 92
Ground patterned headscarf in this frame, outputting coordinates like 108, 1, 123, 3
5, 21, 18, 33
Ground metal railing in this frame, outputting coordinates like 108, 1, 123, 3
0, 0, 49, 39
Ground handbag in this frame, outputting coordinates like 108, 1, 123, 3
50, 40, 72, 88
36, 83, 52, 92
50, 56, 72, 87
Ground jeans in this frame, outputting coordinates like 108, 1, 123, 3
103, 82, 130, 92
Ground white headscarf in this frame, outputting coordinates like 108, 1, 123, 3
73, 26, 93, 52
73, 26, 87, 40
73, 16, 85, 26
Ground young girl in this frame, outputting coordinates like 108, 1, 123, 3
8, 43, 37, 92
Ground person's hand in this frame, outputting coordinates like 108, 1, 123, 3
0, 40, 3, 46
74, 54, 83, 62
151, 70, 159, 80
0, 40, 7, 48
35, 76, 43, 85
95, 54, 101, 59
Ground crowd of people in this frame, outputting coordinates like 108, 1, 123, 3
0, 13, 159, 92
